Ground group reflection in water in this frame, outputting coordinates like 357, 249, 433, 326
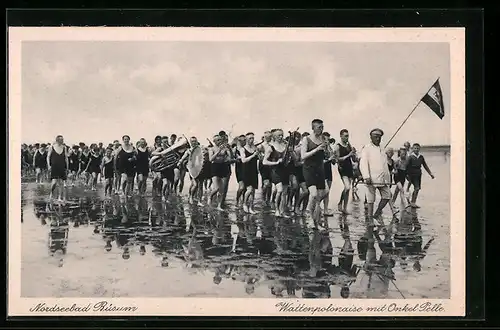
30, 183, 435, 299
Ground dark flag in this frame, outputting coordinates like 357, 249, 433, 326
421, 79, 445, 119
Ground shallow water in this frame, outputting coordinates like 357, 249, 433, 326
20, 152, 450, 299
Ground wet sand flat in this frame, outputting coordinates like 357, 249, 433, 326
20, 152, 450, 299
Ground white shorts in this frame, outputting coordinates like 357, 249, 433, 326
365, 185, 391, 203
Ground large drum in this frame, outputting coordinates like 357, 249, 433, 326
149, 137, 189, 172
186, 146, 204, 179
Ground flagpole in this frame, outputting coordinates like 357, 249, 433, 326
384, 78, 440, 148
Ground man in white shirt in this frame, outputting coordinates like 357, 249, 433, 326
359, 128, 392, 224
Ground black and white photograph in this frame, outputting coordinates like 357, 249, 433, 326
8, 27, 465, 316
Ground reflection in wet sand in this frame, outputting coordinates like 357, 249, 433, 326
21, 155, 448, 299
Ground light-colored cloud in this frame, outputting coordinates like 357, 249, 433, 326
29, 59, 81, 87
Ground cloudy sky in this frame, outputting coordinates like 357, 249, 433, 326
21, 41, 450, 148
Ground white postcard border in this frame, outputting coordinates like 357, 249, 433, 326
8, 27, 465, 317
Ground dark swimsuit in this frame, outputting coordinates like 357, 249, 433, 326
103, 157, 114, 179
259, 145, 271, 182
22, 150, 30, 167
242, 147, 259, 189
211, 147, 231, 178
337, 143, 354, 178
49, 146, 67, 180
407, 154, 426, 190
235, 149, 244, 183
269, 145, 289, 185
302, 137, 326, 189
136, 148, 150, 176
68, 153, 79, 172
117, 148, 137, 177
394, 158, 408, 184
34, 151, 47, 169
25, 151, 34, 167
88, 152, 102, 174
324, 159, 333, 182
199, 151, 211, 181
294, 155, 306, 184
80, 153, 90, 173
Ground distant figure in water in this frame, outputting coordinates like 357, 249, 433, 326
391, 146, 409, 208
406, 143, 435, 208
48, 135, 69, 201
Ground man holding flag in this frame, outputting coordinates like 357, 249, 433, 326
359, 128, 392, 226
383, 78, 444, 210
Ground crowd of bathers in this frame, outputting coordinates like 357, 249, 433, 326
20, 118, 435, 225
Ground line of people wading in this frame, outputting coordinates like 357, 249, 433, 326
21, 119, 435, 227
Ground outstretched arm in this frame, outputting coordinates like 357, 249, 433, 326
422, 157, 435, 179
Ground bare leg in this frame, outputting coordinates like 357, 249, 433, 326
315, 189, 327, 226
179, 169, 187, 194
411, 188, 420, 206
137, 174, 143, 195
131, 174, 136, 193
236, 181, 246, 207
114, 172, 121, 194
188, 178, 197, 203
323, 180, 333, 216
244, 186, 256, 213
391, 185, 400, 205
280, 184, 289, 217
62, 179, 68, 201
196, 179, 204, 205
219, 177, 230, 209
127, 176, 135, 196
397, 183, 408, 207
104, 178, 111, 196
173, 168, 180, 194
262, 179, 271, 206
374, 199, 390, 222
92, 172, 98, 190
57, 179, 64, 200
289, 176, 298, 211
152, 173, 161, 197
274, 183, 284, 217
243, 186, 252, 213
305, 185, 319, 228
366, 202, 374, 225
271, 185, 277, 207
209, 176, 221, 207
162, 179, 170, 201
121, 173, 128, 195
296, 183, 309, 214
49, 179, 57, 199
36, 168, 42, 184
339, 176, 352, 214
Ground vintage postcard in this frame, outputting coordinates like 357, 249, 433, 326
8, 27, 465, 317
